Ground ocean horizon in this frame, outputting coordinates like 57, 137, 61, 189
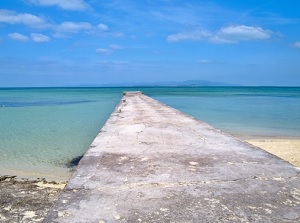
1, 86, 299, 180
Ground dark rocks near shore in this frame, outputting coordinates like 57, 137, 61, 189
0, 175, 16, 181
66, 155, 84, 169
0, 175, 64, 222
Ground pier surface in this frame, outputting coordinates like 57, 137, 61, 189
45, 92, 300, 222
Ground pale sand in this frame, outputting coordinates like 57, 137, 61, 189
246, 139, 300, 168
35, 181, 66, 189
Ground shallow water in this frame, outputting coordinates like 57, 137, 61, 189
0, 87, 299, 179
0, 88, 122, 179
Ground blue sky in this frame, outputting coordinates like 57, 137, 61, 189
0, 0, 300, 87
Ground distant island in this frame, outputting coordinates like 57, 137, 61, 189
97, 80, 239, 87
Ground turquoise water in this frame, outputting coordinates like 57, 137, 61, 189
0, 88, 122, 179
0, 87, 299, 179
150, 87, 300, 138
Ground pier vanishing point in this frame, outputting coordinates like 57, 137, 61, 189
45, 92, 300, 222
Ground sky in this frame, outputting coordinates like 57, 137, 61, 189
0, 0, 300, 87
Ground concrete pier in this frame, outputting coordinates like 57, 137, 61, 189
44, 92, 300, 222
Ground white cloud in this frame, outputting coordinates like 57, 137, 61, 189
8, 33, 29, 41
292, 41, 300, 48
0, 10, 97, 37
27, 0, 89, 11
214, 25, 272, 43
198, 59, 213, 64
167, 30, 211, 42
96, 44, 123, 55
7, 32, 50, 42
56, 22, 93, 33
167, 25, 272, 44
96, 48, 113, 55
98, 23, 109, 31
31, 33, 50, 42
0, 10, 45, 27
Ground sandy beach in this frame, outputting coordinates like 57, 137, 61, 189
246, 138, 300, 168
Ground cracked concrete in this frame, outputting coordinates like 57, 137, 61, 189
44, 91, 300, 223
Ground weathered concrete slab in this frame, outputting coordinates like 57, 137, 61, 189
44, 92, 300, 223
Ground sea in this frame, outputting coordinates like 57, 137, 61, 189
0, 87, 300, 180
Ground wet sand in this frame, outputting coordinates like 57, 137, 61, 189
246, 139, 300, 168
1, 168, 71, 183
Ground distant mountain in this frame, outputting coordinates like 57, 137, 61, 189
100, 80, 238, 87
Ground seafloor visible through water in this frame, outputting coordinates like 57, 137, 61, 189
0, 87, 299, 180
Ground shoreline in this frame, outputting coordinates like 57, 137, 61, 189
0, 168, 72, 183
233, 133, 300, 140
1, 136, 300, 181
